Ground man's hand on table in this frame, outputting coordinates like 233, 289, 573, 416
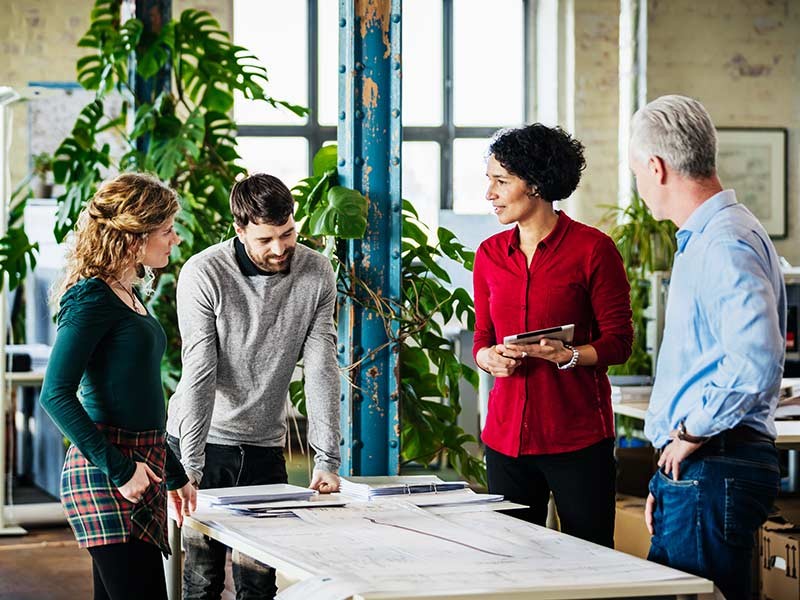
309, 469, 340, 494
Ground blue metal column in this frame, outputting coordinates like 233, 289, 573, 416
337, 0, 402, 476
125, 0, 171, 152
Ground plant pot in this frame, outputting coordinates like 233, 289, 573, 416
34, 179, 53, 198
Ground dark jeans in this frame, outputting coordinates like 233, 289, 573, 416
485, 438, 617, 547
88, 538, 167, 600
168, 436, 288, 600
647, 436, 779, 600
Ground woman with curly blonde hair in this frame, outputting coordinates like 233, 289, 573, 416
41, 172, 196, 600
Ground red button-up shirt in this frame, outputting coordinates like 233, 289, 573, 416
473, 211, 633, 456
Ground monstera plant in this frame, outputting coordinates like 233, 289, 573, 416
40, 1, 485, 484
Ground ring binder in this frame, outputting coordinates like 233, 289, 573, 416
340, 476, 469, 500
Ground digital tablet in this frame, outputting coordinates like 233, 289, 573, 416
503, 324, 574, 346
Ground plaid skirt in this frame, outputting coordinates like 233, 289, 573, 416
60, 424, 170, 555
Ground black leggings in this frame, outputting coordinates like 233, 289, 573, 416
485, 437, 617, 548
87, 538, 168, 600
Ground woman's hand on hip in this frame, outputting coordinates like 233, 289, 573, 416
476, 345, 521, 377
118, 461, 162, 504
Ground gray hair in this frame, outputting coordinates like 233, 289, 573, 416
630, 95, 717, 179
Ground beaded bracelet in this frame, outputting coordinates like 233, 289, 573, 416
557, 343, 579, 370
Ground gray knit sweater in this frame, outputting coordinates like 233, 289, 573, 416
166, 239, 341, 484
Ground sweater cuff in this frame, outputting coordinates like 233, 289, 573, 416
110, 458, 137, 489
166, 471, 190, 491
314, 457, 341, 474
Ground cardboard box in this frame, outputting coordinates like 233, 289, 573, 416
614, 494, 651, 559
616, 445, 657, 497
760, 498, 800, 600
760, 521, 799, 600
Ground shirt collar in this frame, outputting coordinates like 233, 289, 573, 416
234, 237, 281, 277
675, 189, 737, 253
505, 210, 572, 255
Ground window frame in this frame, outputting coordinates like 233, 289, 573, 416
233, 0, 533, 210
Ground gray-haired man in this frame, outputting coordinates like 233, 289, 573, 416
630, 95, 785, 600
167, 173, 341, 599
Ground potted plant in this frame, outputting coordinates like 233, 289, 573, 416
32, 152, 53, 198
602, 191, 677, 379
599, 192, 677, 450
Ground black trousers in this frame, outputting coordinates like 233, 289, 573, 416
168, 436, 288, 600
88, 538, 167, 600
485, 437, 617, 548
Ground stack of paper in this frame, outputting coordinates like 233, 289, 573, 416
224, 497, 348, 518
198, 483, 315, 506
340, 475, 469, 500
776, 378, 800, 418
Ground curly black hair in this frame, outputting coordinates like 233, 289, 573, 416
488, 124, 586, 203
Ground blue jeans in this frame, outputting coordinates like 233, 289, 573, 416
168, 437, 288, 600
647, 436, 779, 600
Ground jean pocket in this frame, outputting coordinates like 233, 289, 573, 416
650, 469, 700, 564
724, 476, 778, 548
656, 468, 699, 487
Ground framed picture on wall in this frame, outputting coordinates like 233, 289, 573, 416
716, 128, 787, 239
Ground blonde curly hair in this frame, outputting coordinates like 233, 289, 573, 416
53, 172, 179, 304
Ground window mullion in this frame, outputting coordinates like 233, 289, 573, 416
441, 0, 454, 210
308, 0, 319, 173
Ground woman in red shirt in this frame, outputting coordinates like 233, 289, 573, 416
473, 124, 633, 547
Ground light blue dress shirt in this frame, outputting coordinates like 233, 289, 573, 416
645, 190, 786, 449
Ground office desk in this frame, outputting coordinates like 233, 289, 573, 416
169, 500, 713, 600
0, 370, 48, 534
612, 401, 800, 449
5, 371, 46, 386
612, 399, 800, 494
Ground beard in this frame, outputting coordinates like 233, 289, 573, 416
244, 240, 295, 273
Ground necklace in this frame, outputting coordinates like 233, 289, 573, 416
112, 278, 144, 315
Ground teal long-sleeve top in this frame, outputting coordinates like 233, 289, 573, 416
40, 278, 188, 490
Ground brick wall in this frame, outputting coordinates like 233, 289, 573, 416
572, 0, 620, 229
0, 0, 232, 187
647, 0, 800, 261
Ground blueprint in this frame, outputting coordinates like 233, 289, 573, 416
195, 499, 708, 599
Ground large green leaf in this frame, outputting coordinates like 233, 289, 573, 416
0, 228, 38, 291
309, 186, 368, 239
312, 145, 338, 177
150, 110, 205, 180
77, 2, 141, 94
137, 21, 174, 79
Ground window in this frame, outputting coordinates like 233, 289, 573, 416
233, 0, 336, 185
233, 0, 531, 227
402, 0, 530, 232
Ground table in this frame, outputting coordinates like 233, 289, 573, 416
612, 401, 800, 447
167, 498, 713, 600
5, 371, 46, 386
1, 370, 47, 535
611, 399, 800, 492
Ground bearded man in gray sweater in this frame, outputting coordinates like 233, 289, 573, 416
167, 173, 341, 600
